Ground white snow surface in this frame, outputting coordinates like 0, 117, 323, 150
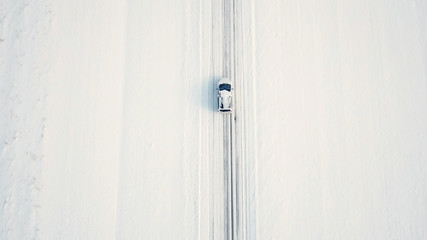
1, 0, 427, 239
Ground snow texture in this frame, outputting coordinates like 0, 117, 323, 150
1, 0, 427, 239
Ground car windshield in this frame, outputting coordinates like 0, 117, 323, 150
219, 84, 231, 91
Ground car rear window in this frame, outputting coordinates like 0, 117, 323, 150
219, 84, 231, 91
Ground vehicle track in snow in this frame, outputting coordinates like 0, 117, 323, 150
218, 0, 257, 239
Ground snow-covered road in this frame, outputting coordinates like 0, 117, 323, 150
1, 0, 427, 239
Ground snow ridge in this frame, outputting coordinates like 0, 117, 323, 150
0, 1, 52, 239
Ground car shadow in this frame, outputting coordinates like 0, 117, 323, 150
201, 76, 219, 112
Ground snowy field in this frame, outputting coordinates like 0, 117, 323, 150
1, 0, 427, 239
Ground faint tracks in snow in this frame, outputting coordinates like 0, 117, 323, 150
230, 1, 258, 239
215, 0, 257, 239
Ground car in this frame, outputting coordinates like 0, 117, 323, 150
217, 77, 233, 113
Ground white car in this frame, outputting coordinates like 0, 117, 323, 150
217, 77, 233, 113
